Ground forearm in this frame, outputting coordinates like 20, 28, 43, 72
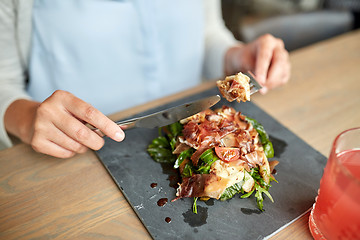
0, 0, 33, 149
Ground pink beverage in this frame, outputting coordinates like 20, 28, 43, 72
309, 128, 360, 240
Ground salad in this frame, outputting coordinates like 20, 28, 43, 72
147, 106, 278, 213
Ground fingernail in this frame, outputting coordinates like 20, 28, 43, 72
114, 131, 125, 142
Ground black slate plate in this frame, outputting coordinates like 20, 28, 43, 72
95, 87, 326, 240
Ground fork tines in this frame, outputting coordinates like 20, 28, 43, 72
247, 71, 262, 95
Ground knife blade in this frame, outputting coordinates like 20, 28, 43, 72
92, 95, 221, 137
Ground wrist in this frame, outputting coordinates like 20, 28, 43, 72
4, 99, 40, 144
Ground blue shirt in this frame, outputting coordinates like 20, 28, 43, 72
29, 0, 204, 115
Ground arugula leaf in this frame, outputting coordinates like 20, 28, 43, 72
169, 137, 177, 152
147, 136, 176, 163
196, 148, 219, 174
174, 148, 194, 168
149, 136, 170, 149
245, 116, 274, 158
164, 122, 183, 151
173, 147, 218, 176
166, 122, 183, 138
193, 197, 198, 214
247, 167, 274, 211
254, 182, 274, 211
148, 122, 184, 163
173, 148, 196, 178
240, 188, 255, 199
182, 163, 194, 178
250, 167, 271, 190
219, 167, 275, 210
199, 148, 217, 163
219, 181, 244, 201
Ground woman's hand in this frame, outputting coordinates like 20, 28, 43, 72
5, 90, 125, 158
225, 34, 291, 94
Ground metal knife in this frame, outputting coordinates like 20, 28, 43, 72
92, 95, 221, 137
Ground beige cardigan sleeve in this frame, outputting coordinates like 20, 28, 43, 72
203, 0, 239, 80
0, 0, 33, 150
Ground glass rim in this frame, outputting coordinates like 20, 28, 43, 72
333, 127, 360, 185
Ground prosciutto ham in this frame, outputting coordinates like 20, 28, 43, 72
180, 106, 259, 165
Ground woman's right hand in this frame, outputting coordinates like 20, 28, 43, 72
4, 90, 125, 158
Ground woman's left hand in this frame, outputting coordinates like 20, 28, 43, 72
225, 34, 291, 94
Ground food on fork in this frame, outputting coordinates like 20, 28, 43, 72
147, 106, 277, 212
216, 72, 251, 103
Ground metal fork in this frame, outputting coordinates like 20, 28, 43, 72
247, 71, 263, 95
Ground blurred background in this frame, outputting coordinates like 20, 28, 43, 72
221, 0, 360, 51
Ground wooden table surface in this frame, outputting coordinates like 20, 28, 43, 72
1, 30, 359, 240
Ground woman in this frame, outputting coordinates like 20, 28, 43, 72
0, 0, 290, 158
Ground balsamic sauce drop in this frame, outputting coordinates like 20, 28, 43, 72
157, 198, 168, 207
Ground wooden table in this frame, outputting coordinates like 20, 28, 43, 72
1, 30, 359, 240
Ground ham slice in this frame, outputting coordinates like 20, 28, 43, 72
174, 173, 231, 200
181, 106, 260, 166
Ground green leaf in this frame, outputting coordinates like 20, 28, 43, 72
148, 121, 184, 164
196, 148, 219, 174
161, 122, 183, 151
149, 136, 170, 149
254, 184, 264, 211
193, 197, 198, 214
169, 137, 177, 151
263, 142, 274, 158
254, 182, 274, 211
270, 175, 279, 183
244, 167, 275, 211
147, 147, 176, 163
245, 116, 275, 159
147, 136, 176, 163
220, 181, 244, 201
250, 167, 271, 190
245, 117, 268, 141
166, 122, 183, 138
174, 148, 194, 168
182, 163, 194, 178
240, 188, 255, 199
199, 149, 217, 163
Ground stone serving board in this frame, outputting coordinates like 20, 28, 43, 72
95, 87, 326, 240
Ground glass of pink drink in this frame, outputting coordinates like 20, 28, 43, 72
309, 127, 360, 240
